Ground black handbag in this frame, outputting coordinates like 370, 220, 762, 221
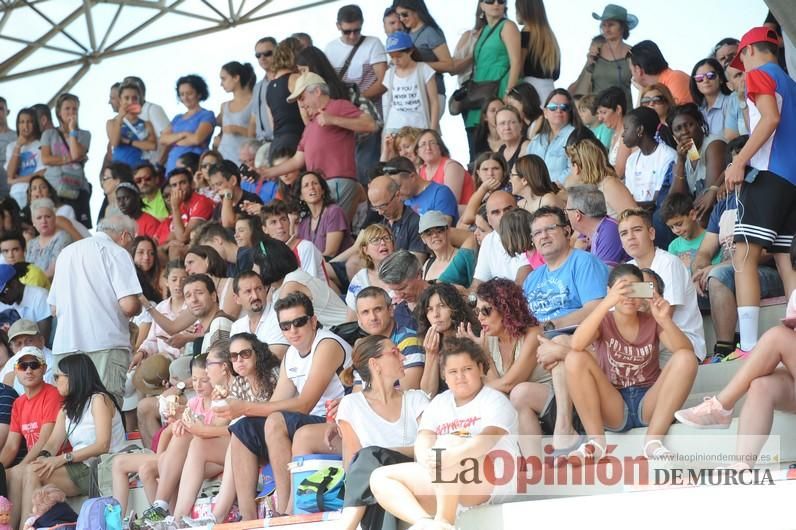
448, 19, 508, 116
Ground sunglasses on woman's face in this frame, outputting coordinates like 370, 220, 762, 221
229, 349, 254, 362
693, 71, 718, 83
640, 96, 665, 106
482, 0, 507, 4
546, 103, 571, 112
475, 305, 493, 318
278, 315, 311, 332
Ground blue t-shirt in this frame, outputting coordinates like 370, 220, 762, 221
242, 179, 278, 204
165, 108, 216, 172
523, 248, 609, 322
112, 118, 149, 168
405, 181, 459, 224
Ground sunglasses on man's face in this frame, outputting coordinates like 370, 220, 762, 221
278, 315, 311, 332
16, 360, 42, 371
255, 51, 274, 59
341, 27, 362, 35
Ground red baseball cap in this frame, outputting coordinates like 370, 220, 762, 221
729, 26, 780, 71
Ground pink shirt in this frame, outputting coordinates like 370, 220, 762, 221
187, 396, 216, 425
298, 99, 360, 180
595, 312, 661, 389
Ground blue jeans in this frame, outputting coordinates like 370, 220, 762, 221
606, 385, 651, 432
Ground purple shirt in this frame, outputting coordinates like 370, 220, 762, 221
592, 216, 628, 266
297, 204, 353, 256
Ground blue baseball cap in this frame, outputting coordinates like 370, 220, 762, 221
0, 265, 16, 292
385, 31, 414, 54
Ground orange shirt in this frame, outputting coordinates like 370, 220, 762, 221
657, 68, 694, 105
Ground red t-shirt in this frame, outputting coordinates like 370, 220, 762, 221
153, 192, 215, 244
298, 99, 360, 180
595, 312, 661, 389
136, 211, 162, 239
10, 384, 62, 449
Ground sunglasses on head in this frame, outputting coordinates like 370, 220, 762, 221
255, 51, 273, 59
546, 103, 571, 112
16, 360, 42, 371
476, 305, 493, 317
694, 71, 718, 83
229, 348, 254, 362
341, 27, 362, 35
380, 165, 410, 176
278, 315, 311, 332
640, 96, 665, 105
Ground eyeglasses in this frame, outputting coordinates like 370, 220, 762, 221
693, 71, 718, 83
531, 223, 566, 239
482, 0, 507, 4
545, 103, 571, 112
368, 235, 392, 245
422, 226, 446, 237
278, 315, 311, 332
397, 10, 411, 19
640, 96, 665, 106
16, 360, 42, 371
255, 51, 274, 59
475, 305, 493, 317
370, 191, 398, 212
341, 27, 362, 35
229, 348, 254, 362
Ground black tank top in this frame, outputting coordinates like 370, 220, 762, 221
266, 74, 305, 138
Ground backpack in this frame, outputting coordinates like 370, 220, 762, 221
294, 466, 345, 513
76, 496, 122, 530
348, 83, 384, 134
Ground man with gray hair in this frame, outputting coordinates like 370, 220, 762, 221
48, 211, 142, 403
565, 185, 628, 266
378, 250, 428, 331
255, 72, 378, 221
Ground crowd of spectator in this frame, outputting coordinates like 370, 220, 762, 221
0, 1, 794, 529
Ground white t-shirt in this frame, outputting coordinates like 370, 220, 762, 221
473, 231, 527, 283
230, 311, 268, 340
261, 269, 352, 347
630, 248, 706, 360
624, 143, 677, 202
382, 63, 435, 132
139, 101, 170, 164
296, 239, 326, 281
284, 329, 352, 417
48, 232, 142, 353
55, 204, 91, 239
419, 385, 520, 492
325, 36, 387, 91
0, 284, 50, 323
345, 268, 370, 310
337, 389, 429, 449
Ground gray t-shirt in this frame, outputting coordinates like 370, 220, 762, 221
410, 25, 447, 95
251, 79, 273, 142
0, 129, 16, 196
41, 128, 91, 190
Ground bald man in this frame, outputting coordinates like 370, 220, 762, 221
471, 191, 526, 290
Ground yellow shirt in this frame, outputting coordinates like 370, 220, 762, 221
20, 264, 50, 290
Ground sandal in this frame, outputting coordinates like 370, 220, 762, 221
562, 439, 606, 467
643, 439, 674, 460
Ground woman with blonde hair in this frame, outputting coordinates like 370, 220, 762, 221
345, 224, 395, 310
266, 39, 304, 160
566, 138, 636, 219
515, 0, 560, 102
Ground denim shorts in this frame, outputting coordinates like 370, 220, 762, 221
606, 385, 650, 433
229, 412, 326, 459
698, 263, 784, 310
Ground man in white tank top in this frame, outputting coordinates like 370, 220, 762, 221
219, 292, 352, 519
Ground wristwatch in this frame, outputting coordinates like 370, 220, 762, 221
543, 321, 556, 332
176, 381, 186, 396
223, 191, 234, 200
64, 452, 74, 464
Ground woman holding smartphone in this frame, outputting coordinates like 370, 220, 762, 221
107, 81, 157, 168
564, 263, 697, 463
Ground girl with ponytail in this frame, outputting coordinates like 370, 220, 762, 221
300, 335, 429, 530
216, 61, 256, 164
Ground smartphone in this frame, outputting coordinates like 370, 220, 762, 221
628, 282, 654, 299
